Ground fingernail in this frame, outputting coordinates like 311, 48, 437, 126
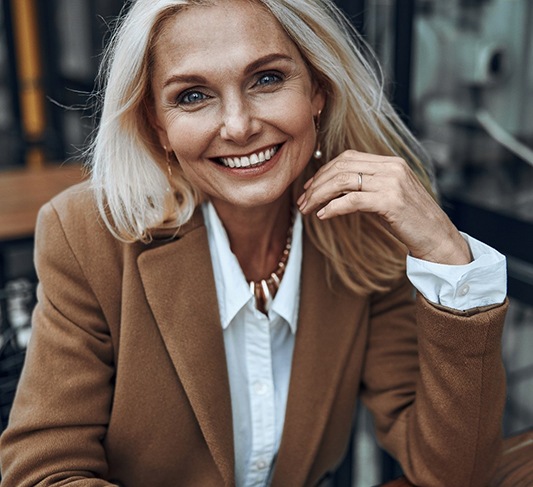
317, 208, 325, 219
303, 178, 313, 190
299, 200, 307, 212
297, 193, 305, 206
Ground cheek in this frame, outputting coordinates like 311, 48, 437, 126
166, 120, 213, 163
287, 103, 318, 158
268, 96, 316, 141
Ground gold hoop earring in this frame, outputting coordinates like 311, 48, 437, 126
313, 110, 322, 160
163, 145, 173, 177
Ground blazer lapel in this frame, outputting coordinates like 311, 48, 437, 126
272, 234, 366, 487
137, 212, 234, 486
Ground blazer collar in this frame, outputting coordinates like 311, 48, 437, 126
138, 209, 362, 487
271, 234, 364, 487
138, 208, 235, 486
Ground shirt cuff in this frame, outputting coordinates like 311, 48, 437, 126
406, 232, 507, 311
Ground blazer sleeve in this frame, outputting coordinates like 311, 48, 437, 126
359, 277, 507, 487
0, 202, 118, 486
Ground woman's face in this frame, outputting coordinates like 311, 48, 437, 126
151, 0, 325, 211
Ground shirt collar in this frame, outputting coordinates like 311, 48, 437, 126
201, 201, 301, 334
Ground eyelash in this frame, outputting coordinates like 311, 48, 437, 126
254, 71, 284, 87
176, 90, 209, 106
175, 71, 285, 107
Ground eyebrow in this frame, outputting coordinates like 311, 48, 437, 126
162, 53, 295, 89
243, 53, 294, 75
163, 74, 208, 88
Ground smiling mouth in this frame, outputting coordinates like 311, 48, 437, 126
216, 144, 281, 169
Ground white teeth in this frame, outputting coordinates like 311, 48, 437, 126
219, 145, 279, 168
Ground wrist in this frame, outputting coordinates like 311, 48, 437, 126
413, 230, 472, 266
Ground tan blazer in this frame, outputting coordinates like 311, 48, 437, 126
0, 183, 507, 487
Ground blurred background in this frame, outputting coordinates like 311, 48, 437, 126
0, 0, 531, 484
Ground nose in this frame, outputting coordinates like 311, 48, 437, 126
220, 98, 261, 144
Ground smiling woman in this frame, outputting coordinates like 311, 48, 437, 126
0, 1, 509, 486
150, 3, 323, 226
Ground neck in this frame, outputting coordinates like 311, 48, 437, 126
211, 192, 293, 282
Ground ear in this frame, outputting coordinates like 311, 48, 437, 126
144, 96, 171, 150
311, 83, 326, 117
154, 123, 171, 151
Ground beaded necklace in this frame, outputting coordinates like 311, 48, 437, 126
248, 212, 294, 314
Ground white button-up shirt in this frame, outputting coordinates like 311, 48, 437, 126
201, 201, 506, 487
203, 202, 302, 487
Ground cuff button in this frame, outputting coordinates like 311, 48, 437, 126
459, 284, 470, 296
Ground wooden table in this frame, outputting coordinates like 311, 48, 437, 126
0, 164, 85, 331
0, 164, 85, 241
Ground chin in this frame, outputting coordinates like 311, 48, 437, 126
216, 189, 289, 211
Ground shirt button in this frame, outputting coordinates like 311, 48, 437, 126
253, 381, 269, 395
459, 284, 470, 296
256, 460, 268, 470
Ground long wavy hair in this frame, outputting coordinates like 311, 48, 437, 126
88, 0, 433, 294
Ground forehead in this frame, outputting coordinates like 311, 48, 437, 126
152, 0, 304, 75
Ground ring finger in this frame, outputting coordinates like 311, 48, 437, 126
299, 166, 379, 213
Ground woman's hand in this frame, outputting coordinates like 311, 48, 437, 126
298, 150, 472, 265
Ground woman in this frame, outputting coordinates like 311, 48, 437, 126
0, 0, 507, 486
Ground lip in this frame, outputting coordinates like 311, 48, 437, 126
214, 143, 281, 162
210, 143, 284, 175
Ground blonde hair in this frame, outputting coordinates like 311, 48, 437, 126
89, 0, 433, 294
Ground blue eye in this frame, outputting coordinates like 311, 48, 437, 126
177, 90, 207, 105
256, 72, 283, 87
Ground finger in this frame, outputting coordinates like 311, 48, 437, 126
309, 157, 378, 188
309, 150, 404, 184
315, 191, 389, 220
303, 177, 314, 190
300, 172, 358, 213
300, 170, 381, 214
299, 155, 416, 215
302, 157, 396, 205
